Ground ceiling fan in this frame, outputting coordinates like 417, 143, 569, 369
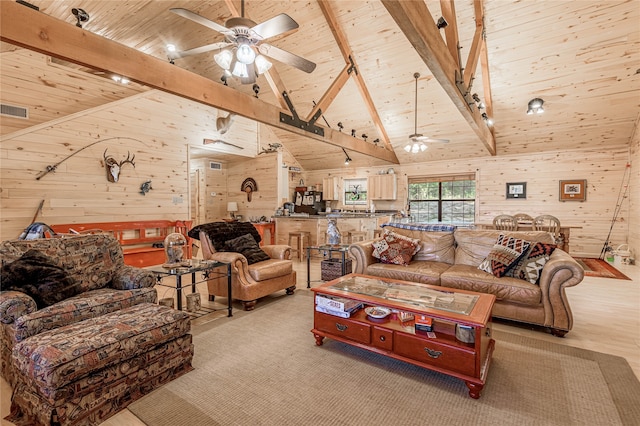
203, 139, 244, 150
169, 1, 316, 84
406, 72, 449, 153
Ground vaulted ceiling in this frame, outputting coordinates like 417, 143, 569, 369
1, 0, 638, 170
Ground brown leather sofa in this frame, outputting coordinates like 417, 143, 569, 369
348, 223, 584, 336
189, 222, 296, 310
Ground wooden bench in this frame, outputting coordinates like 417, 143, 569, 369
50, 220, 193, 267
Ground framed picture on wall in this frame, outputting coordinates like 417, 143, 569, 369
506, 182, 526, 199
559, 179, 586, 201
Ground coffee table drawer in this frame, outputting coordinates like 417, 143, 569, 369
314, 312, 370, 344
394, 333, 476, 376
372, 326, 393, 351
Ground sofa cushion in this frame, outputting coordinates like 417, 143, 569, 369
478, 234, 531, 277
248, 258, 293, 282
0, 250, 78, 308
380, 225, 455, 264
506, 242, 556, 284
441, 264, 541, 305
224, 233, 270, 265
366, 260, 451, 286
372, 231, 420, 265
454, 229, 555, 266
12, 287, 158, 342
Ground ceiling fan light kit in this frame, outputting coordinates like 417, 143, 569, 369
169, 2, 315, 84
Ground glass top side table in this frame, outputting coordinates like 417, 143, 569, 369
148, 259, 232, 316
306, 244, 350, 288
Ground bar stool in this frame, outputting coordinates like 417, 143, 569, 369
288, 231, 311, 261
347, 231, 367, 244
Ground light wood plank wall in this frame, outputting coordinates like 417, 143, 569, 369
1, 110, 190, 241
307, 146, 633, 258
628, 117, 639, 263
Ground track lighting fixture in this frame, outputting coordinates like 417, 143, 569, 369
481, 113, 494, 126
472, 93, 485, 109
351, 129, 356, 137
252, 83, 260, 98
373, 138, 380, 145
436, 17, 448, 29
337, 122, 344, 132
527, 98, 544, 115
361, 134, 368, 141
342, 147, 352, 165
71, 8, 89, 28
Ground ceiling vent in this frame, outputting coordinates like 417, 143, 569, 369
209, 161, 223, 170
1, 104, 29, 119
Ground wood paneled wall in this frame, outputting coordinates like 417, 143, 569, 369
307, 146, 632, 258
628, 117, 639, 262
1, 115, 190, 241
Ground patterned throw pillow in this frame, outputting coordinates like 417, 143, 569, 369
224, 234, 271, 265
478, 234, 531, 278
372, 231, 420, 266
506, 242, 556, 284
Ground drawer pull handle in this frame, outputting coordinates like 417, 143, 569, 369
424, 347, 443, 358
335, 323, 348, 332
379, 336, 386, 342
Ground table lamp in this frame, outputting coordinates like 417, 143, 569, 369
227, 202, 238, 220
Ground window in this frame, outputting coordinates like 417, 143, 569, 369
408, 174, 476, 224
344, 178, 367, 206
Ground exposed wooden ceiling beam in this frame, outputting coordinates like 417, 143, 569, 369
0, 1, 398, 163
381, 0, 495, 156
439, 0, 461, 69
305, 63, 352, 122
317, 0, 397, 157
463, 0, 485, 91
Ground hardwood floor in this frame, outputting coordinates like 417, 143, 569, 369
1, 259, 638, 425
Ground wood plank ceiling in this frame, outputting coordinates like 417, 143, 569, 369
1, 0, 638, 170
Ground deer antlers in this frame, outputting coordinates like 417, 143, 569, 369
103, 149, 135, 182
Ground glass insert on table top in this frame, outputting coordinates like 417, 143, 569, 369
328, 275, 478, 315
311, 244, 350, 251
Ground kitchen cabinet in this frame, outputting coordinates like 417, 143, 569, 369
322, 177, 340, 200
368, 174, 397, 200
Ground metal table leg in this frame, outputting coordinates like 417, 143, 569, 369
307, 246, 312, 288
226, 263, 233, 317
176, 275, 183, 310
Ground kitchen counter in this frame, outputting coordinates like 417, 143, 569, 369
274, 214, 394, 246
274, 212, 397, 220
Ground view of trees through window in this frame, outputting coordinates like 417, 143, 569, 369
408, 176, 476, 224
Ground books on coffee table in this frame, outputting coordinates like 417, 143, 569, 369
315, 295, 363, 318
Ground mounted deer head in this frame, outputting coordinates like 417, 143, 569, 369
103, 149, 135, 182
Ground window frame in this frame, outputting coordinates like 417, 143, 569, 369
407, 173, 477, 224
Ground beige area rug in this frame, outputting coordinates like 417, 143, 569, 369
129, 292, 640, 426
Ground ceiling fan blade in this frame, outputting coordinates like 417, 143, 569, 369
411, 134, 449, 144
203, 139, 244, 150
258, 43, 316, 73
170, 42, 232, 59
251, 14, 299, 40
170, 8, 232, 35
